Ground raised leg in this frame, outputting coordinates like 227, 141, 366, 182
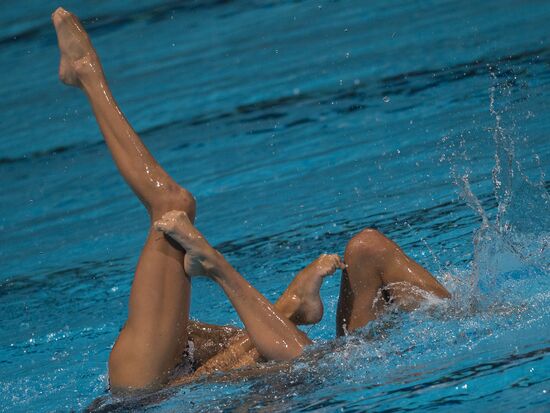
155, 211, 314, 362
52, 8, 196, 390
336, 228, 450, 336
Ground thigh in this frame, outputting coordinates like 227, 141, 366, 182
336, 228, 450, 335
382, 242, 450, 308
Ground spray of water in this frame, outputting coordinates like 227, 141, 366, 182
453, 71, 549, 307
307, 72, 550, 404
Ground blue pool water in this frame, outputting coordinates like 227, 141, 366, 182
1, 0, 549, 411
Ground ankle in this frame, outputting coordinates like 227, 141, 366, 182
200, 249, 225, 278
77, 55, 106, 90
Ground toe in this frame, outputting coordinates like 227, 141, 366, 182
52, 7, 67, 24
52, 8, 81, 32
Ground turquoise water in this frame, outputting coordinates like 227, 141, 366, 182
1, 0, 549, 411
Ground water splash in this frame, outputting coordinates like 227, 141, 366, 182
449, 70, 549, 306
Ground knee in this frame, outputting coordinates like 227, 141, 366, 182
151, 185, 196, 223
344, 228, 394, 265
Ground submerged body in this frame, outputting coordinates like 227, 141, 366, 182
51, 7, 450, 392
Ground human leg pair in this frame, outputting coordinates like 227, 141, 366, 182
53, 7, 450, 390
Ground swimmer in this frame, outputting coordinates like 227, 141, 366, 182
52, 7, 451, 392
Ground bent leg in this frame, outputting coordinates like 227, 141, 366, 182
53, 8, 195, 389
336, 228, 450, 336
184, 254, 344, 377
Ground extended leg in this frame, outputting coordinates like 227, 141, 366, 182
155, 211, 313, 362
52, 8, 195, 390
336, 228, 450, 336
52, 8, 193, 219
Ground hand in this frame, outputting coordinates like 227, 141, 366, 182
306, 254, 346, 278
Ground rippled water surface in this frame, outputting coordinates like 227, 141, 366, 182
1, 1, 549, 412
